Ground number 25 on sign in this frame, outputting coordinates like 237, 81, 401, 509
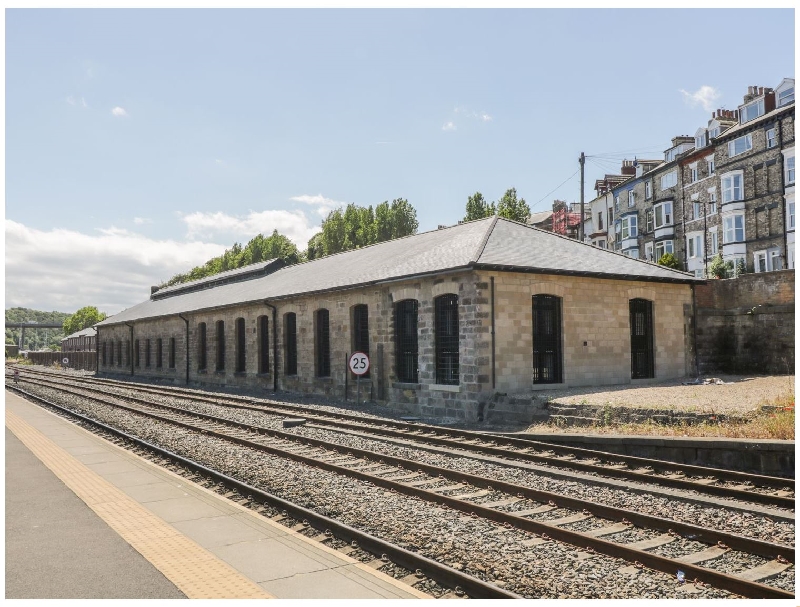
348, 352, 370, 376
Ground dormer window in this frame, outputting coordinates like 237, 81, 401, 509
778, 87, 794, 107
709, 126, 720, 139
695, 131, 707, 149
740, 99, 765, 124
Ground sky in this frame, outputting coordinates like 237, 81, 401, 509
4, 7, 796, 316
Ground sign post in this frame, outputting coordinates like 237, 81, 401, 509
348, 352, 370, 407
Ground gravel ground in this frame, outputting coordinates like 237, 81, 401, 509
25, 375, 794, 547
534, 374, 794, 414
19, 380, 750, 599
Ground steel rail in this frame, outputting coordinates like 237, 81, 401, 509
15, 381, 793, 599
7, 385, 519, 600
14, 369, 794, 508
20, 367, 793, 490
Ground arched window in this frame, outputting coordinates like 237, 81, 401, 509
258, 315, 269, 374
434, 294, 459, 385
135, 339, 140, 367
145, 339, 151, 368
156, 338, 163, 368
630, 298, 654, 379
315, 309, 330, 377
197, 323, 207, 370
394, 300, 418, 383
532, 295, 563, 384
351, 304, 369, 378
169, 337, 176, 369
216, 320, 225, 371
235, 317, 246, 373
285, 313, 297, 375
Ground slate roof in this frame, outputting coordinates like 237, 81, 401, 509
153, 258, 284, 299
715, 101, 795, 142
61, 326, 97, 341
98, 217, 699, 327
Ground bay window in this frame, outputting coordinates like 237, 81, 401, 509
723, 214, 745, 243
654, 201, 672, 228
721, 172, 744, 203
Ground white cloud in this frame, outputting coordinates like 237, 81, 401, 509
111, 106, 128, 117
679, 85, 721, 112
66, 96, 76, 106
180, 209, 322, 245
5, 220, 226, 314
81, 97, 88, 108
481, 112, 492, 122
289, 193, 346, 218
442, 121, 456, 131
133, 217, 152, 225
214, 159, 226, 166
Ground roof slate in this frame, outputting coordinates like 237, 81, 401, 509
62, 326, 97, 341
98, 217, 698, 327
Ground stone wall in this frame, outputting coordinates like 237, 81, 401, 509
695, 269, 794, 374
97, 269, 696, 422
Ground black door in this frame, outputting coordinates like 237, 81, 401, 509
630, 298, 654, 379
532, 295, 562, 384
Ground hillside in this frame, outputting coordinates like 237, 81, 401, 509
5, 307, 69, 350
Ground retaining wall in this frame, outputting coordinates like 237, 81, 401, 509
694, 270, 794, 375
25, 351, 96, 371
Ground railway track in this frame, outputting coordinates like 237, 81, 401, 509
7, 369, 795, 599
14, 367, 794, 508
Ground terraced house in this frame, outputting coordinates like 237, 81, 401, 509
590, 77, 795, 276
96, 217, 699, 421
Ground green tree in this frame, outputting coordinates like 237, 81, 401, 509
709, 253, 727, 279
656, 252, 682, 271
495, 188, 531, 223
374, 201, 393, 242
389, 198, 419, 239
63, 306, 107, 336
463, 191, 495, 221
306, 232, 324, 261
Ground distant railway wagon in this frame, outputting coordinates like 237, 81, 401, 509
96, 217, 700, 422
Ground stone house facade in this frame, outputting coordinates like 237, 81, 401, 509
96, 218, 699, 422
714, 81, 795, 274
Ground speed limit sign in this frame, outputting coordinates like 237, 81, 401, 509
348, 351, 370, 376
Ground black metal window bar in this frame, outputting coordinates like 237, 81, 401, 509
316, 309, 331, 377
145, 339, 151, 368
630, 298, 655, 379
117, 341, 122, 366
235, 317, 246, 373
395, 299, 418, 383
197, 323, 207, 370
102, 341, 107, 366
156, 338, 163, 368
216, 320, 225, 371
285, 313, 297, 375
169, 337, 176, 369
258, 315, 269, 374
135, 339, 140, 367
435, 294, 459, 385
532, 294, 563, 384
109, 340, 115, 366
352, 304, 370, 378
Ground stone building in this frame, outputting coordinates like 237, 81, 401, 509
61, 326, 97, 352
714, 80, 795, 273
585, 164, 633, 250
679, 110, 739, 277
96, 217, 699, 421
608, 158, 663, 259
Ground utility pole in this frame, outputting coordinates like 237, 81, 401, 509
579, 152, 585, 241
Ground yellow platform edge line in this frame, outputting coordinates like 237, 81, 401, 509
6, 408, 274, 600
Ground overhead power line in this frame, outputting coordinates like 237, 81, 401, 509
530, 168, 582, 211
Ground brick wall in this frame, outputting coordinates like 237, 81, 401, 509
695, 269, 794, 374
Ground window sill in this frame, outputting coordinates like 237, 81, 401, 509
315, 376, 334, 383
392, 382, 421, 390
234, 372, 247, 377
215, 370, 226, 375
429, 383, 460, 393
198, 369, 207, 375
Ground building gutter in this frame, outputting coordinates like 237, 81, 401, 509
777, 116, 788, 268
125, 323, 134, 376
691, 283, 699, 377
263, 302, 278, 391
490, 276, 496, 389
178, 314, 190, 385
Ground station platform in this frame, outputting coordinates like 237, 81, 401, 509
5, 390, 427, 600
